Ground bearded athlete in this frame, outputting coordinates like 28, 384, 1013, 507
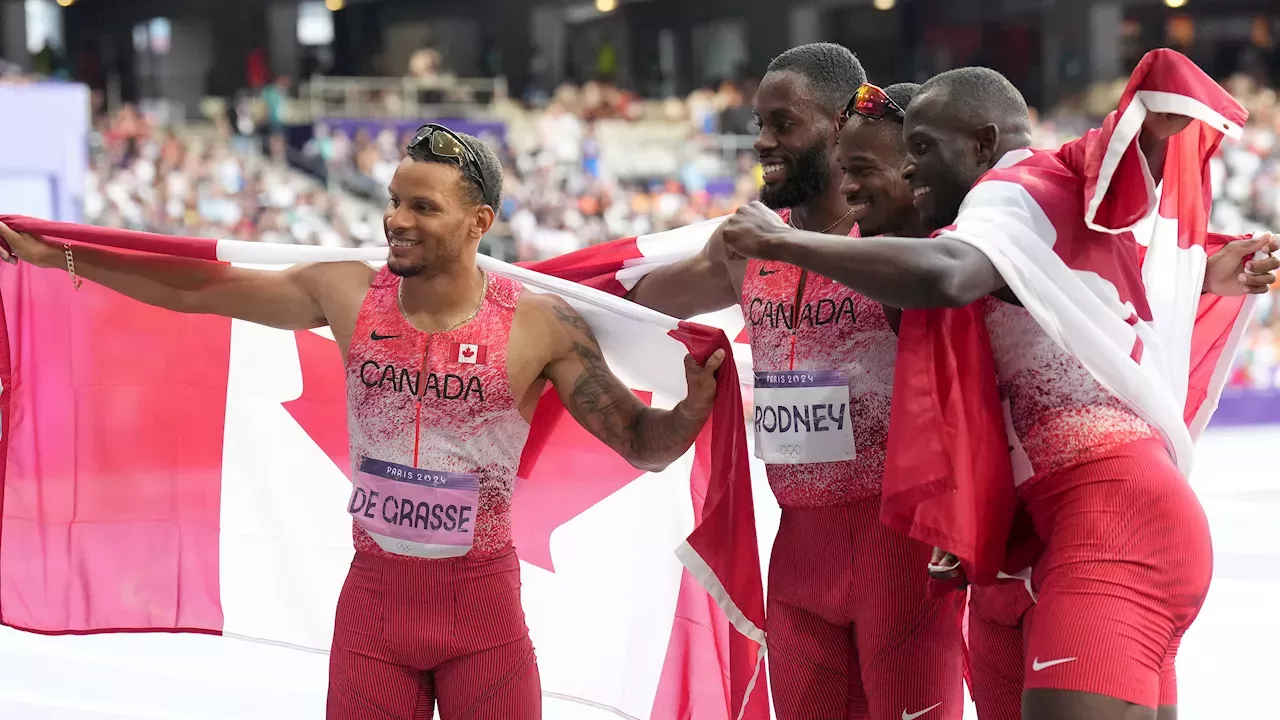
716, 67, 1279, 720
0, 124, 725, 720
627, 42, 965, 720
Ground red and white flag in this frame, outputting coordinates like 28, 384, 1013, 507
0, 217, 769, 720
881, 48, 1257, 583
451, 342, 487, 365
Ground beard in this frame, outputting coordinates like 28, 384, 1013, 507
386, 242, 461, 279
387, 258, 428, 278
759, 143, 830, 210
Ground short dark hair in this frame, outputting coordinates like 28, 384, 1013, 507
767, 43, 867, 114
919, 67, 1030, 132
883, 83, 922, 116
406, 130, 503, 209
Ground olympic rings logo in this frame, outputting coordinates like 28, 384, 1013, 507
777, 445, 802, 461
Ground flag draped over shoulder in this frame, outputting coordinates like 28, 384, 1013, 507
881, 48, 1254, 584
0, 216, 768, 720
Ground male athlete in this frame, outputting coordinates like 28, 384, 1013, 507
716, 65, 1278, 720
0, 124, 725, 720
627, 42, 966, 720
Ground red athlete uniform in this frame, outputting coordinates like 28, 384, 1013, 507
745, 210, 964, 720
965, 293, 1213, 710
328, 268, 541, 719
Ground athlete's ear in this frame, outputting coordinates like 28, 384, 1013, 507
974, 123, 1000, 167
472, 203, 496, 239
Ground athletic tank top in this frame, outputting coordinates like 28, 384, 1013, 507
980, 296, 1158, 486
741, 209, 897, 508
345, 267, 531, 560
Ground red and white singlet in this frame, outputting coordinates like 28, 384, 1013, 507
344, 268, 531, 560
740, 209, 898, 507
980, 297, 1159, 486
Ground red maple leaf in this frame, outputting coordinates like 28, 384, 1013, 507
282, 330, 649, 572
461, 346, 475, 359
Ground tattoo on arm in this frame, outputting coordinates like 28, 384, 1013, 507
550, 304, 697, 467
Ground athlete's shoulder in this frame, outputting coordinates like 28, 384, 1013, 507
515, 290, 577, 324
971, 147, 1081, 211
483, 270, 523, 310
290, 261, 377, 309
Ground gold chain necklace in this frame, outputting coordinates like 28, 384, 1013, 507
398, 270, 488, 334
788, 205, 855, 234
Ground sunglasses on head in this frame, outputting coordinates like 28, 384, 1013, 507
407, 123, 489, 202
839, 83, 906, 129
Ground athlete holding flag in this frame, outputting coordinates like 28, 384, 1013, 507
0, 124, 725, 720
716, 56, 1279, 720
626, 42, 966, 720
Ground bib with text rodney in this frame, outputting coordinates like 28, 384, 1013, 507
348, 457, 479, 558
753, 370, 856, 465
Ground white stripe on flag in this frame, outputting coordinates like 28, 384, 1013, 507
215, 240, 386, 264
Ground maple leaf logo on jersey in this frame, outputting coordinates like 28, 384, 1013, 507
452, 342, 487, 365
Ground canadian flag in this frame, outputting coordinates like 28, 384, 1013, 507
0, 216, 770, 720
452, 342, 487, 365
881, 48, 1257, 584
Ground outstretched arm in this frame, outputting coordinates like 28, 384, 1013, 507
721, 202, 1004, 309
0, 221, 333, 330
535, 294, 725, 472
624, 223, 744, 319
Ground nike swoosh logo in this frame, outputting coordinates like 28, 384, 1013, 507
1031, 657, 1078, 672
759, 267, 777, 276
902, 702, 942, 720
370, 331, 400, 341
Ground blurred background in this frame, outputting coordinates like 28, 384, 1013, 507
5, 0, 1274, 406
0, 0, 1277, 717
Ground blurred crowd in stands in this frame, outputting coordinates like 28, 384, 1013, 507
82, 69, 1280, 389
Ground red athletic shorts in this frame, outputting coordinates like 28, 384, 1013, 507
966, 581, 1036, 720
988, 437, 1213, 708
327, 548, 540, 719
767, 497, 965, 720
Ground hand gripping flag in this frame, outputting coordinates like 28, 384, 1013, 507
880, 48, 1256, 584
0, 217, 769, 720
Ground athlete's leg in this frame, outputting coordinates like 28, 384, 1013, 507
1152, 627, 1185, 720
846, 639, 869, 719
847, 499, 965, 720
327, 557, 436, 719
768, 595, 860, 720
431, 549, 541, 719
1021, 690, 1154, 720
434, 636, 540, 719
767, 506, 862, 720
966, 592, 1030, 720
1017, 440, 1213, 720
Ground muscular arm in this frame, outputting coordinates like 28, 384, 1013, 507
536, 296, 715, 472
754, 227, 1004, 309
624, 225, 743, 318
7, 228, 334, 330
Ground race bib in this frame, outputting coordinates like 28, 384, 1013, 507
753, 370, 856, 465
347, 457, 479, 558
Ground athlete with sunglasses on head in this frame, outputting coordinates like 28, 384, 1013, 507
718, 60, 1280, 720
0, 124, 726, 720
625, 45, 967, 718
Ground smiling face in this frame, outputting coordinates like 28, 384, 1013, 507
752, 70, 839, 210
901, 90, 988, 229
382, 158, 494, 278
836, 116, 917, 237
